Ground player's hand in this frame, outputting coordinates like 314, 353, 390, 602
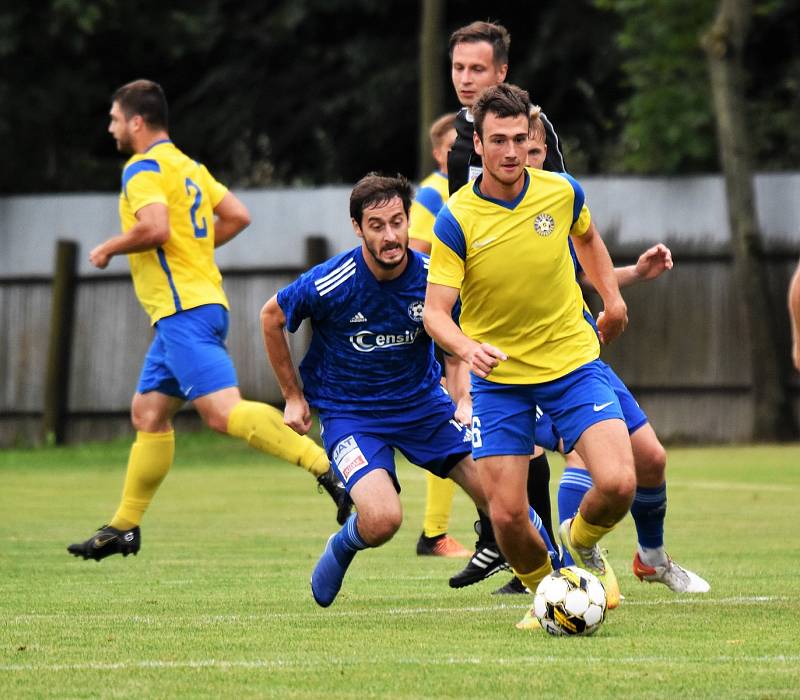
466, 342, 507, 378
284, 396, 312, 435
596, 300, 628, 345
635, 244, 673, 280
89, 245, 111, 269
454, 394, 473, 426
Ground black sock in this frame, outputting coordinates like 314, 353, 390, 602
476, 508, 496, 546
527, 452, 556, 546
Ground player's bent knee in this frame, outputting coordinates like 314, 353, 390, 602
489, 503, 531, 535
635, 442, 667, 482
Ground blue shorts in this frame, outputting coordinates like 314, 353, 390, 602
471, 359, 625, 459
137, 304, 238, 402
534, 361, 648, 452
318, 388, 472, 493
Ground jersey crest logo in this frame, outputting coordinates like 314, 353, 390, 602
534, 213, 556, 236
407, 300, 424, 322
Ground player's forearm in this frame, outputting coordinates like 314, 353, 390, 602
104, 221, 170, 257
443, 354, 470, 403
260, 307, 304, 401
213, 217, 249, 248
573, 232, 624, 311
788, 265, 800, 361
423, 308, 477, 364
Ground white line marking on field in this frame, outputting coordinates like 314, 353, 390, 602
3, 654, 800, 673
8, 596, 787, 626
688, 480, 796, 493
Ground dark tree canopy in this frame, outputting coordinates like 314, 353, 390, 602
0, 0, 797, 193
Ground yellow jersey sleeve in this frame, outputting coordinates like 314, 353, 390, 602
122, 159, 168, 216
571, 203, 591, 236
409, 173, 449, 245
427, 204, 466, 289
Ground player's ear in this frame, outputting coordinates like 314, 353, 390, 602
351, 218, 364, 239
473, 130, 483, 158
497, 63, 508, 82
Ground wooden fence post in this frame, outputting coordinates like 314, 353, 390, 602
42, 240, 78, 445
304, 235, 329, 269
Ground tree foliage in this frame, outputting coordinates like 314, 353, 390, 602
0, 0, 796, 193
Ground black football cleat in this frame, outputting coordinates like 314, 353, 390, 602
492, 576, 529, 595
317, 468, 353, 525
448, 519, 509, 588
67, 524, 141, 561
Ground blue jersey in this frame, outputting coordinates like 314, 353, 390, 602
277, 247, 442, 412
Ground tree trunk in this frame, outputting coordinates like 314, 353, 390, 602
418, 0, 445, 179
702, 0, 797, 440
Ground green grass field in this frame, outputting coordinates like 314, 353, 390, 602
2, 433, 799, 699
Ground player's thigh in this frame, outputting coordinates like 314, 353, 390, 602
573, 419, 635, 495
131, 391, 184, 432
476, 454, 530, 517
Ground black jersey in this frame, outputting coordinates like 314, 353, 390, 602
447, 106, 567, 196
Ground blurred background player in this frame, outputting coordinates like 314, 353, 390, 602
789, 259, 800, 371
261, 173, 558, 609
408, 113, 470, 559
68, 79, 350, 562
444, 20, 562, 589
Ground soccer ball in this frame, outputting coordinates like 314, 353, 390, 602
533, 566, 607, 636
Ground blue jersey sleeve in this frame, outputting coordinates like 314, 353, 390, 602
433, 205, 467, 260
277, 272, 319, 333
556, 172, 586, 227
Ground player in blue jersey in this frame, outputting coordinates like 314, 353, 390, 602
67, 80, 350, 562
425, 84, 636, 603
261, 173, 559, 609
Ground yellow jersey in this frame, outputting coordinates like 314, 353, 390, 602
428, 167, 599, 384
408, 171, 449, 245
118, 140, 229, 324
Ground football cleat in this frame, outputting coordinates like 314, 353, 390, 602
448, 543, 509, 588
492, 576, 530, 595
317, 467, 353, 526
67, 524, 140, 561
633, 552, 710, 593
416, 532, 471, 558
558, 518, 620, 609
311, 535, 348, 608
515, 605, 542, 631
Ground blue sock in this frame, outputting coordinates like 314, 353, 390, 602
558, 467, 593, 524
631, 483, 667, 549
557, 467, 593, 566
311, 514, 368, 607
331, 513, 368, 566
529, 506, 561, 569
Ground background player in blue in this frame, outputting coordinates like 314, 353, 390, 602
261, 173, 558, 609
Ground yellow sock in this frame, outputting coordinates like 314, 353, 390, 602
571, 510, 615, 549
110, 430, 175, 530
423, 473, 456, 538
227, 400, 328, 477
514, 556, 554, 593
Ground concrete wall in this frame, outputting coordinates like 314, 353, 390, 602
2, 173, 799, 278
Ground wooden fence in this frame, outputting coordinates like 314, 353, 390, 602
1, 242, 798, 446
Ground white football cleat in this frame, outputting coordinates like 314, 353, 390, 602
633, 552, 710, 593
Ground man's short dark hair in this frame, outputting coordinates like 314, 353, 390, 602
112, 79, 168, 130
350, 173, 413, 224
472, 84, 531, 139
448, 21, 510, 66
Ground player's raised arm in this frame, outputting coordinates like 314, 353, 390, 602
213, 191, 251, 248
570, 221, 628, 344
260, 294, 312, 435
577, 242, 674, 290
789, 260, 800, 371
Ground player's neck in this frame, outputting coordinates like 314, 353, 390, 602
134, 131, 170, 154
478, 170, 525, 202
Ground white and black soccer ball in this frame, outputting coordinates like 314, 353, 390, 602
533, 566, 607, 636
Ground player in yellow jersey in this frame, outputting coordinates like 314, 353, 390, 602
408, 114, 470, 559
425, 83, 636, 601
68, 80, 350, 561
